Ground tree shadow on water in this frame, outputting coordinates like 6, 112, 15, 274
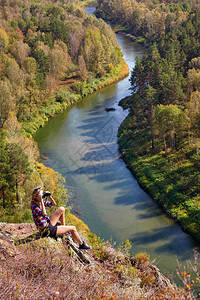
130, 225, 199, 259
134, 201, 164, 219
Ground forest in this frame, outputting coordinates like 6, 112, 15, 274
0, 0, 123, 129
96, 0, 200, 241
0, 0, 128, 221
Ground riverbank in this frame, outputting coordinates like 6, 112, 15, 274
118, 106, 200, 242
23, 59, 129, 136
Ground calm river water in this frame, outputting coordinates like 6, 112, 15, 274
34, 9, 200, 278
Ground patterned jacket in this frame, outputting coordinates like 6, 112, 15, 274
31, 199, 52, 228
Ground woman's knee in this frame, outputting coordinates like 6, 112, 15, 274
58, 206, 65, 214
70, 226, 77, 233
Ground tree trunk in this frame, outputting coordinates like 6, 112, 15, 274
0, 102, 3, 128
196, 137, 199, 155
2, 188, 5, 209
174, 132, 176, 150
16, 180, 19, 202
150, 105, 155, 152
170, 136, 172, 150
188, 131, 190, 146
195, 96, 199, 155
164, 133, 167, 153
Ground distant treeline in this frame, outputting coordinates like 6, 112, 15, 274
97, 0, 200, 240
96, 0, 199, 43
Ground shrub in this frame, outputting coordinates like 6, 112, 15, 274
55, 89, 70, 103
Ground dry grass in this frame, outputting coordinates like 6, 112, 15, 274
0, 238, 142, 299
0, 236, 197, 299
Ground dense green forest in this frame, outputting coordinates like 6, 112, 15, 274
0, 0, 128, 220
96, 0, 200, 241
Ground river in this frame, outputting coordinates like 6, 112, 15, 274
34, 8, 200, 278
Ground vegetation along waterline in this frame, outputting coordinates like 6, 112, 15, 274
95, 0, 200, 242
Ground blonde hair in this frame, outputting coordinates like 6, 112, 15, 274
32, 186, 43, 203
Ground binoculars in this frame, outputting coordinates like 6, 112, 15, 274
42, 191, 51, 198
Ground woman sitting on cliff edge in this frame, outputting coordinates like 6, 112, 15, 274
31, 186, 92, 250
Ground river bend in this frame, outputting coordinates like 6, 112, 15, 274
34, 16, 199, 276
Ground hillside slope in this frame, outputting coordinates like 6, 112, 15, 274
0, 222, 192, 299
